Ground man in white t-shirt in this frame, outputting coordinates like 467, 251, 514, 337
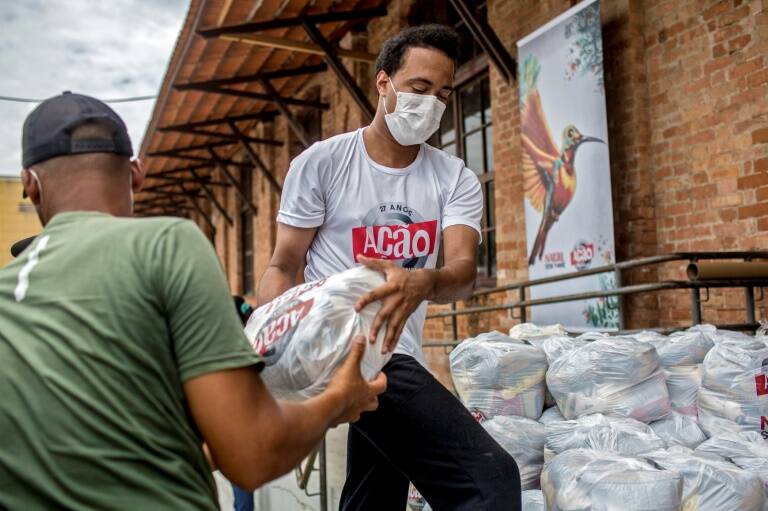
257, 25, 520, 510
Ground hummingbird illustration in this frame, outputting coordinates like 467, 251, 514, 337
520, 55, 605, 267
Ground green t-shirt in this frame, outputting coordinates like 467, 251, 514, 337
0, 211, 262, 510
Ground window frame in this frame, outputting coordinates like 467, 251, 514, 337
435, 56, 497, 287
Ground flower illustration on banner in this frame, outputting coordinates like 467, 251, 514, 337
564, 1, 604, 89
583, 272, 620, 328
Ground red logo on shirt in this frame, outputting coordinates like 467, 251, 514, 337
352, 221, 438, 262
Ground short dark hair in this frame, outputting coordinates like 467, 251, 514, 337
375, 24, 460, 77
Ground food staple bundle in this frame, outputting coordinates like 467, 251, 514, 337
244, 266, 390, 400
481, 415, 545, 490
649, 412, 707, 449
544, 413, 665, 461
450, 331, 547, 420
644, 447, 766, 511
697, 339, 768, 438
546, 336, 671, 422
541, 449, 683, 511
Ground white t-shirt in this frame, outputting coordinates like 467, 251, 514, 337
277, 128, 482, 365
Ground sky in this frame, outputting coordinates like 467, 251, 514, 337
0, 0, 190, 176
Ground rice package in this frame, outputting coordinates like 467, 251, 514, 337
697, 339, 768, 438
544, 413, 665, 461
696, 432, 768, 489
546, 336, 671, 422
645, 447, 766, 511
243, 266, 390, 400
650, 412, 707, 449
665, 364, 702, 416
450, 331, 547, 420
541, 449, 683, 511
482, 415, 546, 490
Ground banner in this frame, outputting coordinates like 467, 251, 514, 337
517, 0, 618, 330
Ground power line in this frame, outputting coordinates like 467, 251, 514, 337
0, 94, 157, 104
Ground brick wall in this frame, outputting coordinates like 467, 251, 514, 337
197, 0, 768, 386
0, 178, 41, 267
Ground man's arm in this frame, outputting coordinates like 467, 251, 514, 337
356, 224, 479, 352
185, 337, 386, 490
257, 223, 317, 306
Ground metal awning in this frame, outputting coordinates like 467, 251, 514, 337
136, 0, 389, 221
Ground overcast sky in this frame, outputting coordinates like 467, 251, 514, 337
0, 0, 190, 176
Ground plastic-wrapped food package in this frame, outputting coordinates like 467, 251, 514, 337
482, 415, 545, 490
658, 330, 714, 366
665, 364, 702, 416
644, 447, 766, 511
539, 406, 566, 425
697, 339, 768, 438
407, 484, 431, 511
541, 449, 683, 511
508, 323, 567, 342
243, 266, 390, 400
534, 335, 587, 365
696, 432, 768, 489
450, 332, 547, 420
544, 413, 665, 461
650, 412, 707, 448
633, 330, 668, 345
711, 329, 754, 345
521, 490, 544, 511
546, 336, 671, 422
575, 331, 610, 341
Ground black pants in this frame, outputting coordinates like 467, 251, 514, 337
339, 354, 521, 511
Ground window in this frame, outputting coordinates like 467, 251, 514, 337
240, 167, 254, 295
411, 0, 496, 282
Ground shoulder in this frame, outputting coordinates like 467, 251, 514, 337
291, 129, 360, 169
421, 144, 480, 188
107, 216, 205, 248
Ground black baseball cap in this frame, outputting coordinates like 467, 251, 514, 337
22, 91, 133, 169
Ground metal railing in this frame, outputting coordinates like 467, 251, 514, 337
424, 251, 768, 348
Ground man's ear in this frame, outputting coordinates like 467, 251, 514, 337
376, 70, 390, 97
130, 159, 145, 192
20, 168, 40, 204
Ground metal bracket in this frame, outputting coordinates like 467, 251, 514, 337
302, 20, 375, 123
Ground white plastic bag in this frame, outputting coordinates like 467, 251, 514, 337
650, 412, 707, 449
450, 332, 547, 420
544, 413, 665, 461
243, 266, 390, 400
508, 323, 567, 342
659, 330, 714, 366
407, 484, 431, 511
645, 447, 766, 511
696, 432, 768, 489
665, 364, 702, 416
539, 406, 566, 425
697, 339, 768, 437
521, 489, 545, 511
534, 335, 587, 365
482, 415, 545, 490
546, 336, 671, 422
541, 449, 683, 511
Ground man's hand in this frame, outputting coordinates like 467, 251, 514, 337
326, 335, 387, 424
355, 256, 436, 354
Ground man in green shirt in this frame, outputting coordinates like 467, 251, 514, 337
0, 92, 385, 510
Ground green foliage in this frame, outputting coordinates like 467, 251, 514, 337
564, 1, 604, 89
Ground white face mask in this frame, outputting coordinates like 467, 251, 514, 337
383, 80, 446, 146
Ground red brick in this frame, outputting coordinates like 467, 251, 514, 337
738, 203, 768, 218
753, 128, 768, 144
758, 217, 768, 231
747, 68, 768, 87
729, 58, 763, 80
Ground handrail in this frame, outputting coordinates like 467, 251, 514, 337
425, 251, 768, 339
